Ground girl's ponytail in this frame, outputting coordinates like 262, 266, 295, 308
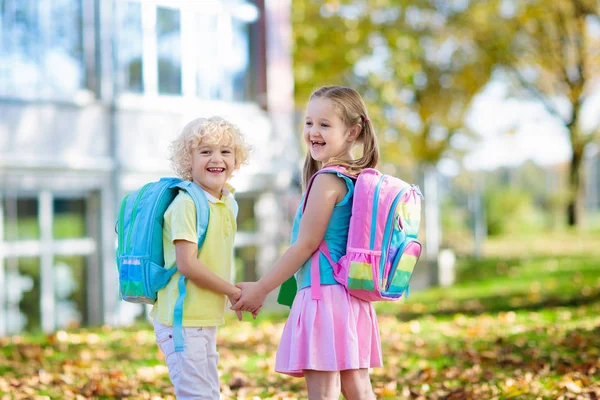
323, 118, 380, 177
353, 119, 379, 171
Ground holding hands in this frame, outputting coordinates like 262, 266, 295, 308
230, 281, 267, 319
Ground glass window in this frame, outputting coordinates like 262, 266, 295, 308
236, 197, 257, 232
156, 7, 181, 94
5, 257, 40, 332
116, 1, 143, 93
0, 0, 84, 98
114, 1, 257, 100
196, 10, 254, 101
195, 12, 220, 99
54, 255, 88, 329
53, 198, 86, 239
2, 197, 39, 241
234, 246, 257, 282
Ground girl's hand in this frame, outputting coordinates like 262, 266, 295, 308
231, 282, 267, 318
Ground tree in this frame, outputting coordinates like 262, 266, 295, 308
292, 1, 490, 171
455, 0, 600, 226
292, 0, 494, 263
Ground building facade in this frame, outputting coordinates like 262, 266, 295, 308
0, 0, 298, 335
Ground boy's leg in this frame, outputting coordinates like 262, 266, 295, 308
340, 368, 376, 400
303, 370, 341, 400
204, 327, 220, 399
154, 321, 220, 400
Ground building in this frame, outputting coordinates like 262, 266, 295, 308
0, 0, 298, 335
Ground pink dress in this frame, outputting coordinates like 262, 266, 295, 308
275, 285, 383, 377
275, 171, 383, 377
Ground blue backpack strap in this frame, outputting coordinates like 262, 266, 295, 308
172, 180, 210, 247
169, 180, 210, 352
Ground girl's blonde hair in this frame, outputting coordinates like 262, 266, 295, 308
302, 86, 380, 189
170, 116, 250, 181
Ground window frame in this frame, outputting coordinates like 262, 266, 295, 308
114, 0, 259, 102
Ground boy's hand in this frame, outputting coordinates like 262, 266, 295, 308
231, 282, 267, 319
227, 288, 243, 321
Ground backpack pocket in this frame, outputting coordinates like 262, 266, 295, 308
383, 239, 422, 297
118, 256, 151, 303
118, 256, 177, 304
335, 250, 383, 302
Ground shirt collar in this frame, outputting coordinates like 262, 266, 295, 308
201, 183, 235, 204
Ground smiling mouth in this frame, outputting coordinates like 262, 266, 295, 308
311, 141, 326, 148
207, 167, 225, 173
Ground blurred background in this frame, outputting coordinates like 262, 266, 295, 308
1, 0, 600, 398
0, 0, 599, 337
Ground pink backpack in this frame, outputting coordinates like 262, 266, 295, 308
306, 166, 423, 302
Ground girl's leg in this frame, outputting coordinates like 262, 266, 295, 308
304, 370, 341, 400
340, 368, 376, 400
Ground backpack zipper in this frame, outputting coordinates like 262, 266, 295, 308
379, 191, 403, 283
117, 193, 130, 258
385, 238, 421, 292
126, 183, 151, 254
369, 175, 386, 249
146, 180, 177, 266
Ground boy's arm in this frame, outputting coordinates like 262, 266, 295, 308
175, 240, 241, 301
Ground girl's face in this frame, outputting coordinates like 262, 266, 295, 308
190, 136, 236, 198
303, 97, 356, 163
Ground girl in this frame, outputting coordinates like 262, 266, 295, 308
232, 86, 382, 399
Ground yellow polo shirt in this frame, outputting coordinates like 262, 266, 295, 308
150, 186, 237, 327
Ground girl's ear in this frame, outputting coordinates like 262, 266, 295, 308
347, 124, 362, 142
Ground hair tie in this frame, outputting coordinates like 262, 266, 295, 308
363, 116, 370, 123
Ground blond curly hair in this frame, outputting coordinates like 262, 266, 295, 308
170, 117, 250, 181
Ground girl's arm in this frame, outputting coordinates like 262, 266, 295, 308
232, 173, 347, 313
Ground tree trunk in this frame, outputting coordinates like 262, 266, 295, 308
567, 148, 584, 227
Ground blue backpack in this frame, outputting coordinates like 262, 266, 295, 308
116, 177, 209, 352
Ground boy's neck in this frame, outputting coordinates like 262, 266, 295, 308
192, 180, 223, 200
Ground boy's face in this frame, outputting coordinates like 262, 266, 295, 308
191, 138, 236, 198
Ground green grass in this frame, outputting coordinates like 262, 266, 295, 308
2, 233, 600, 399
376, 254, 600, 319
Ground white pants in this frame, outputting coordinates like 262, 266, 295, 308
153, 320, 220, 400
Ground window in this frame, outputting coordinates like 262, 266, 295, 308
236, 197, 257, 232
234, 246, 257, 282
0, 0, 85, 98
54, 255, 88, 329
114, 0, 258, 100
53, 198, 86, 239
3, 197, 39, 240
157, 7, 181, 94
5, 257, 40, 332
195, 10, 253, 101
116, 1, 143, 93
0, 191, 99, 334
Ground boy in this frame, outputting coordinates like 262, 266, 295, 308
151, 116, 250, 399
